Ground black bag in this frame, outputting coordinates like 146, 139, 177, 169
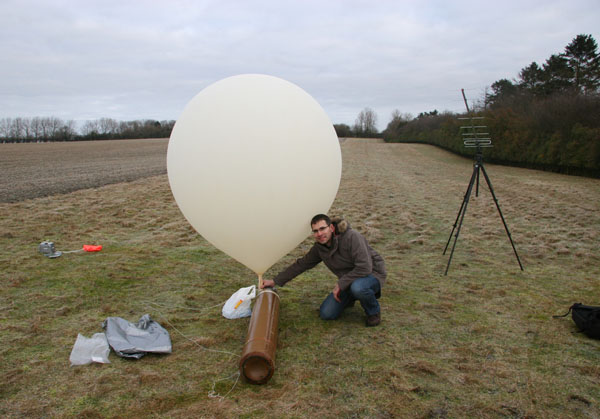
554, 303, 600, 339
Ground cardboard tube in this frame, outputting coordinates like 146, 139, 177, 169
239, 288, 280, 384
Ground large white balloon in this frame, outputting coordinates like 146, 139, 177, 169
167, 74, 341, 276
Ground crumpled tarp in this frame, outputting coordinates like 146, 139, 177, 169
102, 314, 172, 359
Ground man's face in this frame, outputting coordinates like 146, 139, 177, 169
311, 220, 335, 245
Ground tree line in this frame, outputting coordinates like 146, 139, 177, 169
0, 117, 175, 143
382, 34, 600, 178
2, 112, 381, 143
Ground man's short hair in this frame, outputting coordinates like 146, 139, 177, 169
311, 214, 331, 226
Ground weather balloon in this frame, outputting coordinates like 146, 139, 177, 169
167, 74, 341, 279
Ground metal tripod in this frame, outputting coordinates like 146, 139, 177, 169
443, 149, 524, 275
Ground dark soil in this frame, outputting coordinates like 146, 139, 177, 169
0, 138, 168, 203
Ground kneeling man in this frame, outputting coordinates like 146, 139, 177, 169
261, 214, 386, 327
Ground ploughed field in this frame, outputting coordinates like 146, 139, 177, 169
1, 138, 599, 418
0, 138, 168, 203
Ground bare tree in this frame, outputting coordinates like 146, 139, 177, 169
382, 110, 413, 141
389, 109, 413, 124
81, 120, 100, 136
11, 117, 25, 140
61, 119, 77, 140
98, 118, 120, 135
353, 107, 378, 137
48, 117, 64, 139
0, 118, 11, 140
30, 117, 43, 139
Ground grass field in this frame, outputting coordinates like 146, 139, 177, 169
1, 138, 599, 418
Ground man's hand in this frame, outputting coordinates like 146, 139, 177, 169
261, 279, 275, 289
333, 284, 341, 302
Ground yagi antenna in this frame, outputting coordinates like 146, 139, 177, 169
442, 89, 523, 275
458, 88, 492, 149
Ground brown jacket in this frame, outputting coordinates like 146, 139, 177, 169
273, 218, 386, 292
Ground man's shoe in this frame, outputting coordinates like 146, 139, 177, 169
366, 312, 381, 327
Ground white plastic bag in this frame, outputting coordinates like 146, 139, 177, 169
222, 285, 256, 319
69, 333, 111, 366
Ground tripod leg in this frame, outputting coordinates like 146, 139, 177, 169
444, 166, 477, 275
479, 165, 524, 271
443, 165, 478, 254
444, 190, 467, 255
475, 164, 480, 197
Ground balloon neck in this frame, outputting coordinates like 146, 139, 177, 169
258, 274, 263, 289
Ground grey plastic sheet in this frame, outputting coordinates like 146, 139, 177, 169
102, 314, 172, 359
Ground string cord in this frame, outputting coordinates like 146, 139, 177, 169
208, 371, 241, 400
143, 300, 242, 400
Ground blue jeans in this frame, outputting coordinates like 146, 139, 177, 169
319, 275, 381, 319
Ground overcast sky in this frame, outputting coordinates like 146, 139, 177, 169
1, 0, 598, 130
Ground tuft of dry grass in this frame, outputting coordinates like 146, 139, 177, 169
1, 138, 600, 418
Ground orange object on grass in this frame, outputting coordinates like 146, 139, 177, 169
83, 245, 102, 252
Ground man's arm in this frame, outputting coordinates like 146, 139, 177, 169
269, 245, 323, 287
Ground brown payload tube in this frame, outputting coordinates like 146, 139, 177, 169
239, 288, 280, 384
